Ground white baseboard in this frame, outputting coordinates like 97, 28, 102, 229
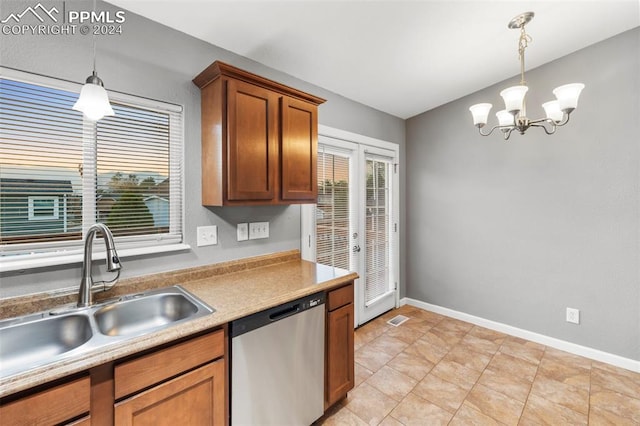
400, 297, 640, 373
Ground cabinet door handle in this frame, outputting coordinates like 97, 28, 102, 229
353, 245, 361, 253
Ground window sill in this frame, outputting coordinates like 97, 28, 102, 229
0, 243, 191, 273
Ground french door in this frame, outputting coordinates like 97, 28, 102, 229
302, 132, 398, 326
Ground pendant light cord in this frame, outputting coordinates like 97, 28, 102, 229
92, 0, 97, 74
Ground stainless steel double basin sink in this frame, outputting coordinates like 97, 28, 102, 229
0, 286, 214, 380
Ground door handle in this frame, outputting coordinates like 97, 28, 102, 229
353, 245, 361, 253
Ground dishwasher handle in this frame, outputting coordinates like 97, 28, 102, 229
269, 303, 301, 321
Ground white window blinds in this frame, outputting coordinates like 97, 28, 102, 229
0, 68, 183, 264
316, 146, 351, 270
364, 157, 391, 305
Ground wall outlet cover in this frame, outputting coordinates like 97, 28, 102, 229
566, 307, 580, 324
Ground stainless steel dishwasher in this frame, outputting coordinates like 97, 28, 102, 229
231, 291, 325, 426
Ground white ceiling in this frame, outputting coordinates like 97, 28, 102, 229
108, 0, 639, 119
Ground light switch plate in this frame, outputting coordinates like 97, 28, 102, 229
249, 222, 269, 240
197, 225, 218, 247
237, 223, 249, 241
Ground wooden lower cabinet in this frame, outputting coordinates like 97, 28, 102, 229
114, 359, 225, 426
325, 283, 355, 409
113, 328, 227, 426
0, 328, 227, 426
0, 376, 90, 426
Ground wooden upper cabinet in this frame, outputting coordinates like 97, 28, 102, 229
193, 61, 325, 206
281, 97, 318, 201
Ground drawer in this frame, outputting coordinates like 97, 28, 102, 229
0, 376, 90, 426
327, 282, 354, 311
115, 328, 224, 399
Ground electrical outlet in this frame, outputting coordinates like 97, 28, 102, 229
566, 307, 580, 324
249, 222, 269, 240
237, 223, 249, 241
197, 225, 217, 247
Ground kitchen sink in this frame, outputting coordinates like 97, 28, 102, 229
0, 313, 93, 378
0, 286, 214, 380
94, 292, 202, 337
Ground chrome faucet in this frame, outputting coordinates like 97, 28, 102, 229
77, 223, 122, 307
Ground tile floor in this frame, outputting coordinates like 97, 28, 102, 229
316, 305, 640, 425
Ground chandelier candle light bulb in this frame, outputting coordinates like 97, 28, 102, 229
469, 11, 584, 140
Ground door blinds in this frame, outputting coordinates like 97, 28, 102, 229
315, 146, 351, 271
364, 157, 391, 305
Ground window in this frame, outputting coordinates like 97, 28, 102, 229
0, 68, 184, 270
28, 196, 60, 221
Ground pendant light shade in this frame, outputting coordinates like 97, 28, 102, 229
496, 109, 515, 126
500, 85, 528, 115
542, 100, 563, 123
552, 83, 585, 113
73, 71, 115, 122
469, 103, 493, 127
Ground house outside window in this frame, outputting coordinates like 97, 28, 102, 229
29, 196, 60, 221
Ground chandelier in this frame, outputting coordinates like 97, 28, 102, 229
469, 12, 584, 140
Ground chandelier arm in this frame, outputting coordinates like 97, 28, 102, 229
503, 127, 516, 140
478, 124, 518, 137
530, 121, 557, 135
477, 125, 501, 137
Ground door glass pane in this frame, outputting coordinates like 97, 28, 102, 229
316, 150, 350, 270
364, 158, 390, 305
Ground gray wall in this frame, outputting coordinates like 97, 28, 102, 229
406, 28, 639, 360
0, 0, 405, 297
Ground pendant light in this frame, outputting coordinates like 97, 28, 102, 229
72, 1, 114, 121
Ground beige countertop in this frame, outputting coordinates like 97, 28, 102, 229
0, 251, 357, 398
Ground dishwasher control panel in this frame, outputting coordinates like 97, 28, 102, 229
230, 291, 326, 338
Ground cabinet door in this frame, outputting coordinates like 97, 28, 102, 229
281, 97, 318, 201
326, 302, 355, 408
226, 79, 278, 202
114, 360, 225, 426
